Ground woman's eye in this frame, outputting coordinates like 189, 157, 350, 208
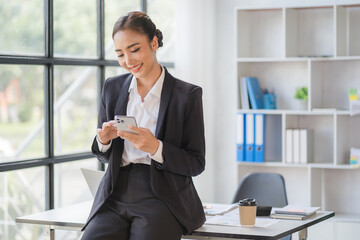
118, 54, 124, 58
131, 48, 140, 53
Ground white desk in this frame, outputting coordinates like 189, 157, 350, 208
16, 202, 334, 240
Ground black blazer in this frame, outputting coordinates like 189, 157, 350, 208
83, 68, 206, 234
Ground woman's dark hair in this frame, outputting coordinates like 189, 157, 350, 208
112, 11, 163, 48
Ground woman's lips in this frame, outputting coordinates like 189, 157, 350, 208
130, 63, 143, 72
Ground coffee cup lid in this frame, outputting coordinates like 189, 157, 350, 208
238, 198, 257, 206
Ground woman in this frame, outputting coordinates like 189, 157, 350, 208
81, 11, 206, 240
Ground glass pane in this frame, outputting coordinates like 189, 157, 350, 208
54, 0, 97, 58
104, 0, 141, 59
148, 0, 175, 62
54, 158, 98, 208
54, 159, 99, 239
0, 167, 45, 240
0, 65, 45, 163
105, 66, 128, 79
54, 66, 98, 155
0, 0, 44, 55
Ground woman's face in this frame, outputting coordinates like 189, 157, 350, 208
113, 29, 159, 80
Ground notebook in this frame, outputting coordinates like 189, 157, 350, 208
274, 205, 320, 216
270, 213, 312, 220
81, 168, 105, 198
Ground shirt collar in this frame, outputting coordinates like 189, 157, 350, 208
128, 65, 165, 99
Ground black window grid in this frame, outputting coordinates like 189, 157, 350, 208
0, 0, 174, 210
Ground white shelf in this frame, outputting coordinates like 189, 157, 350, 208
235, 4, 360, 233
236, 109, 284, 115
308, 163, 359, 169
238, 56, 360, 62
237, 57, 304, 62
238, 109, 352, 116
237, 162, 359, 169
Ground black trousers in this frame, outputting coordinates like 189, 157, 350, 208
81, 164, 183, 240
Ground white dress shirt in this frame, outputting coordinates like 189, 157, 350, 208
97, 65, 165, 166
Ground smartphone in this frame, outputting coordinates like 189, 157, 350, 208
114, 115, 138, 134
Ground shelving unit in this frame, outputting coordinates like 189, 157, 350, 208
235, 4, 360, 239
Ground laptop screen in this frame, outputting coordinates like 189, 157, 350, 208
81, 168, 105, 198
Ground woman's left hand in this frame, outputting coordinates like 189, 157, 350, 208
117, 126, 159, 155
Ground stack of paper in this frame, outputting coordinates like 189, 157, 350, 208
204, 205, 279, 227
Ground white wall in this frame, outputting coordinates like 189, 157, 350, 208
175, 0, 217, 202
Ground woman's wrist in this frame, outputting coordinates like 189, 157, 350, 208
98, 136, 110, 145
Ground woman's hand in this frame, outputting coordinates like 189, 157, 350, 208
97, 120, 118, 145
117, 126, 159, 155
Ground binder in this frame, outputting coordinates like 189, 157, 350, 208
293, 129, 300, 164
246, 77, 264, 109
254, 114, 265, 162
285, 129, 293, 163
245, 113, 255, 162
236, 113, 246, 162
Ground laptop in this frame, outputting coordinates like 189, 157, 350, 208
81, 168, 105, 198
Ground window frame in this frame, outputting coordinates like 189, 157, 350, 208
0, 0, 174, 210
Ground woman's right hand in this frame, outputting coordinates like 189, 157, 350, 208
97, 120, 118, 145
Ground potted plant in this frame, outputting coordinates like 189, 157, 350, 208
294, 87, 308, 110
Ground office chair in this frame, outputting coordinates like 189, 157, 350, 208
233, 172, 291, 240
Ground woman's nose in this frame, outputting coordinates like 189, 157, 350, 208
125, 55, 134, 67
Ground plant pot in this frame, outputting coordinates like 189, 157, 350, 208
295, 100, 308, 111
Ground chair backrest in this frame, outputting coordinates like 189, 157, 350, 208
232, 172, 288, 208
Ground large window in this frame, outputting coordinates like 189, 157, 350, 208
0, 0, 175, 239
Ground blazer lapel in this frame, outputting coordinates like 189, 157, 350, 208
114, 74, 132, 116
155, 68, 174, 138
111, 74, 132, 189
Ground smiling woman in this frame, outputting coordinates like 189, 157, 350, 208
0, 1, 177, 240
81, 11, 206, 240
112, 12, 164, 95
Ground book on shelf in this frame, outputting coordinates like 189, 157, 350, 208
254, 113, 265, 163
236, 113, 267, 163
300, 129, 313, 164
293, 129, 300, 164
285, 129, 293, 164
349, 88, 360, 116
240, 77, 250, 109
246, 76, 264, 109
236, 113, 245, 162
350, 147, 360, 166
245, 113, 255, 162
285, 129, 313, 164
274, 205, 320, 216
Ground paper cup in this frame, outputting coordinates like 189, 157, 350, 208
239, 205, 257, 226
238, 198, 257, 226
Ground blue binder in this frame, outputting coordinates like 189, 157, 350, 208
246, 77, 264, 109
254, 114, 265, 162
236, 113, 245, 162
245, 113, 255, 162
